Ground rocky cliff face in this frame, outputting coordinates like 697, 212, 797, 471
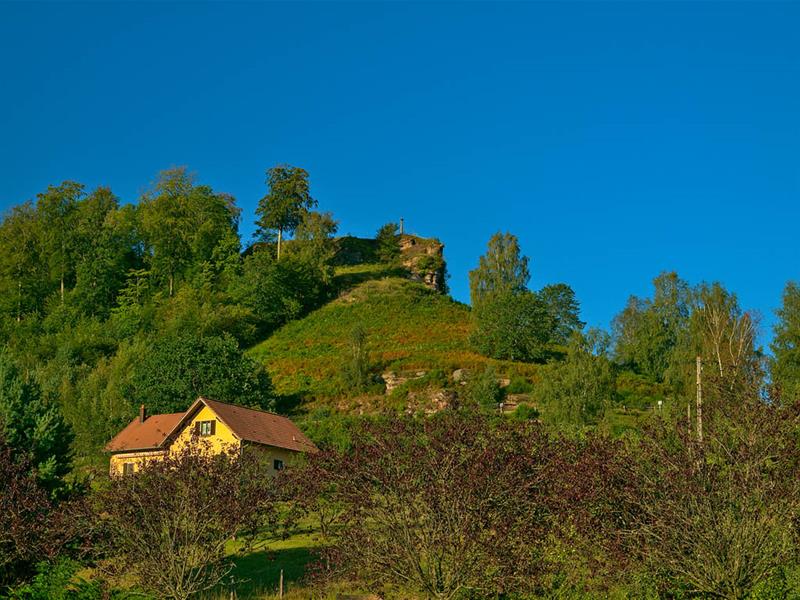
333, 234, 447, 293
399, 235, 446, 292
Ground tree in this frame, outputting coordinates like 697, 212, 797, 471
127, 333, 274, 414
0, 350, 73, 495
626, 389, 800, 599
772, 281, 800, 402
0, 437, 63, 588
612, 272, 691, 384
233, 250, 329, 338
468, 232, 530, 307
255, 165, 316, 260
36, 182, 84, 304
0, 202, 48, 321
297, 414, 560, 599
341, 325, 372, 394
375, 222, 401, 263
691, 282, 761, 399
89, 444, 289, 600
532, 332, 615, 428
539, 283, 584, 345
71, 188, 139, 317
286, 210, 339, 282
471, 290, 551, 362
139, 168, 239, 296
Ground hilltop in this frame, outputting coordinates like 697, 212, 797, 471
248, 257, 541, 416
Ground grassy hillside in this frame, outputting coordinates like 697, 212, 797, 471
248, 264, 536, 409
248, 263, 652, 434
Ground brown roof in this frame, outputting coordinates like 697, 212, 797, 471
105, 398, 318, 454
200, 398, 318, 453
105, 412, 184, 452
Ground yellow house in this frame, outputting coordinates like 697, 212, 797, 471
104, 397, 318, 477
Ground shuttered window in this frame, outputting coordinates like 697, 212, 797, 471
195, 420, 216, 437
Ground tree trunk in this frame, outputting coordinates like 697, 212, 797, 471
277, 228, 283, 260
169, 273, 174, 297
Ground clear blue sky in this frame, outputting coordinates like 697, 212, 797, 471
1, 2, 798, 345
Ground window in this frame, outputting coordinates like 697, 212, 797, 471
196, 420, 216, 437
273, 459, 284, 471
122, 462, 135, 476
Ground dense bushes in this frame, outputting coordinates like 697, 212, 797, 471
290, 413, 633, 598
287, 386, 800, 599
85, 444, 288, 600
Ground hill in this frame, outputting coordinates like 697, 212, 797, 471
248, 263, 538, 413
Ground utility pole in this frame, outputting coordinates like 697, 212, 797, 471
696, 355, 703, 443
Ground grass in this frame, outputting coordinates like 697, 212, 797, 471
249, 264, 540, 412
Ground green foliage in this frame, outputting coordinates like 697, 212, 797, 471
612, 272, 692, 385
615, 371, 668, 412
233, 250, 330, 339
511, 402, 539, 420
462, 366, 504, 410
468, 231, 530, 307
533, 333, 616, 429
506, 375, 533, 394
471, 289, 552, 362
255, 165, 317, 258
340, 325, 372, 394
375, 222, 401, 263
138, 167, 239, 296
248, 276, 485, 400
539, 283, 585, 345
0, 350, 73, 494
772, 281, 800, 403
128, 333, 274, 415
387, 369, 448, 406
300, 408, 362, 452
7, 560, 109, 600
287, 211, 339, 281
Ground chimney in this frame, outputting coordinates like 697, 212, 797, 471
139, 404, 146, 423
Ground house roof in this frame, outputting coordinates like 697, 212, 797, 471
105, 397, 318, 454
199, 398, 318, 453
105, 412, 184, 453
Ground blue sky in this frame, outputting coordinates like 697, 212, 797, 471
1, 2, 798, 345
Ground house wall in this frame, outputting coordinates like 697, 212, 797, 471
243, 443, 299, 476
108, 403, 309, 476
109, 449, 167, 477
169, 404, 241, 456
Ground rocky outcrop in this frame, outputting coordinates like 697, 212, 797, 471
400, 235, 446, 292
381, 370, 427, 395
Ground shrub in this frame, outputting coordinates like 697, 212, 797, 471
88, 443, 293, 600
512, 403, 539, 421
506, 375, 534, 394
462, 366, 504, 410
375, 223, 400, 263
295, 414, 632, 599
625, 395, 800, 599
0, 438, 68, 588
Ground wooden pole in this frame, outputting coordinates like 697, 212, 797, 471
279, 569, 284, 598
696, 356, 703, 443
